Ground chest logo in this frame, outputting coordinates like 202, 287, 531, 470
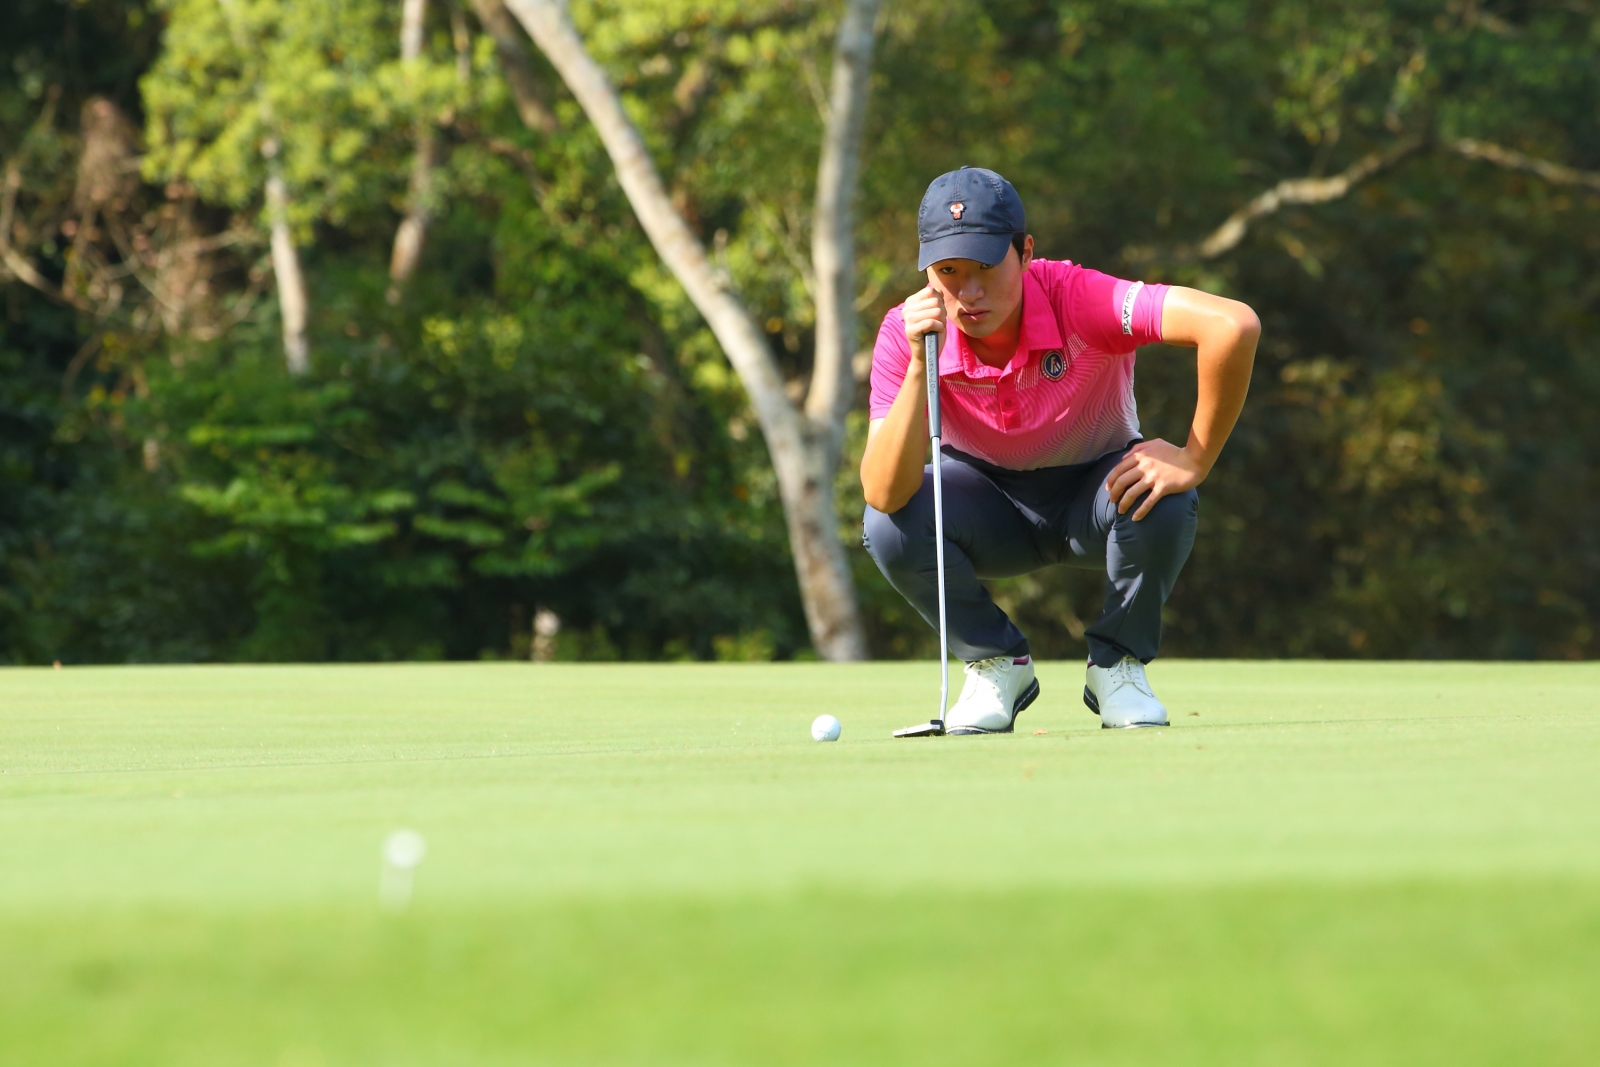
949, 201, 965, 220
1041, 350, 1066, 380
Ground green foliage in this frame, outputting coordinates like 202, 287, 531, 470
141, 0, 447, 229
853, 0, 1600, 660
1, 0, 1597, 662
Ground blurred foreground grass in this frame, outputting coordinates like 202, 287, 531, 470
1, 662, 1597, 1064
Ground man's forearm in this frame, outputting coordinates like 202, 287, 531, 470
1184, 318, 1259, 475
860, 357, 931, 512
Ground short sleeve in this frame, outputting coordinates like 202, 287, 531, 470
868, 306, 912, 419
1067, 266, 1170, 354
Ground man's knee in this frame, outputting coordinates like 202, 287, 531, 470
1119, 488, 1198, 548
862, 476, 935, 575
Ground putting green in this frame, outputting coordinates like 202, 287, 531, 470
1, 661, 1597, 1064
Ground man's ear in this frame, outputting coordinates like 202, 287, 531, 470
1019, 234, 1034, 269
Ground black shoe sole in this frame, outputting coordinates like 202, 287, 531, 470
1083, 685, 1167, 729
946, 677, 1041, 735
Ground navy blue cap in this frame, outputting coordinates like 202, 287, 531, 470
916, 167, 1026, 270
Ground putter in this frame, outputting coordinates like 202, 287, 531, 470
894, 330, 950, 738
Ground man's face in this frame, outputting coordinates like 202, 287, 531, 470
926, 236, 1033, 340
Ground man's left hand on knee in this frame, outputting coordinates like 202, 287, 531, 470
1105, 439, 1206, 520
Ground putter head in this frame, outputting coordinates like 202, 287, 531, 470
893, 719, 945, 738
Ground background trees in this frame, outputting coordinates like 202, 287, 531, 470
1, 0, 1596, 663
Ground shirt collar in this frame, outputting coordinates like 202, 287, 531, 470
1017, 266, 1063, 353
938, 264, 1062, 377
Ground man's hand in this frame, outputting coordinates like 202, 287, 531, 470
861, 287, 951, 514
1105, 439, 1206, 520
902, 286, 946, 350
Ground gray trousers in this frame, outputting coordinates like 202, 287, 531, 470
862, 445, 1198, 667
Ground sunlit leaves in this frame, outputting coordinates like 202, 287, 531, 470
141, 0, 460, 232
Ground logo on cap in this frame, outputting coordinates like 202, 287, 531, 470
949, 202, 965, 220
1041, 350, 1066, 380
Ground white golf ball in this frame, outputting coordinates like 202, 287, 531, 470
811, 714, 841, 742
383, 829, 427, 870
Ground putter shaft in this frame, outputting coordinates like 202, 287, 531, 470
926, 331, 949, 725
893, 331, 950, 739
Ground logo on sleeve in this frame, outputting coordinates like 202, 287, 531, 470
1041, 350, 1066, 380
949, 201, 965, 220
1120, 281, 1145, 336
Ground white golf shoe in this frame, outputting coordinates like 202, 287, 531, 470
944, 655, 1039, 735
1083, 656, 1168, 728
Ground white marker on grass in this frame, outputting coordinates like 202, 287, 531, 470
811, 714, 841, 742
379, 829, 427, 912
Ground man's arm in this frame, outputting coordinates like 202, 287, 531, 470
1104, 286, 1259, 520
860, 287, 946, 513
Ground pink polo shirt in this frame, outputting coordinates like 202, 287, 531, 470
868, 258, 1169, 470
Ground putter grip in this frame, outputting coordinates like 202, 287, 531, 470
923, 332, 941, 439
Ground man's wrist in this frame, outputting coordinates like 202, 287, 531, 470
1182, 441, 1216, 477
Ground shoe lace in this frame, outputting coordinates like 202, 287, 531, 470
963, 656, 1010, 699
1108, 656, 1154, 698
969, 655, 1010, 675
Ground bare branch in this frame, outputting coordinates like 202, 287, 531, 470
1195, 137, 1424, 258
0, 243, 68, 301
181, 226, 255, 256
103, 213, 195, 324
0, 95, 80, 306
264, 146, 309, 375
1456, 0, 1520, 37
1188, 135, 1600, 264
61, 332, 105, 400
388, 0, 439, 303
0, 161, 72, 303
220, 0, 312, 372
482, 134, 546, 193
386, 131, 438, 301
192, 257, 272, 341
470, 0, 559, 134
670, 54, 715, 125
1448, 138, 1600, 192
799, 54, 832, 124
744, 194, 815, 299
451, 4, 472, 84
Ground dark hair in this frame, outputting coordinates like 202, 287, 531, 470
978, 234, 1030, 269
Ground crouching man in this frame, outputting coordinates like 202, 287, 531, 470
861, 167, 1258, 733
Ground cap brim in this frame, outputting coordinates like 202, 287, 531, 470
917, 231, 1014, 271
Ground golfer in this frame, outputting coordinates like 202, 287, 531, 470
861, 167, 1259, 732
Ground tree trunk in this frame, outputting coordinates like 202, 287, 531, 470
388, 0, 436, 303
470, 0, 558, 134
386, 127, 436, 299
502, 0, 874, 660
263, 140, 309, 375
222, 0, 310, 375
807, 0, 882, 465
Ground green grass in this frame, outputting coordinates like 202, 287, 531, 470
1, 661, 1597, 1065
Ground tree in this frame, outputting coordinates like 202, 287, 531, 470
142, 0, 454, 372
386, 0, 446, 304
216, 0, 309, 372
6, 0, 1598, 665
501, 0, 883, 661
853, 0, 1600, 660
